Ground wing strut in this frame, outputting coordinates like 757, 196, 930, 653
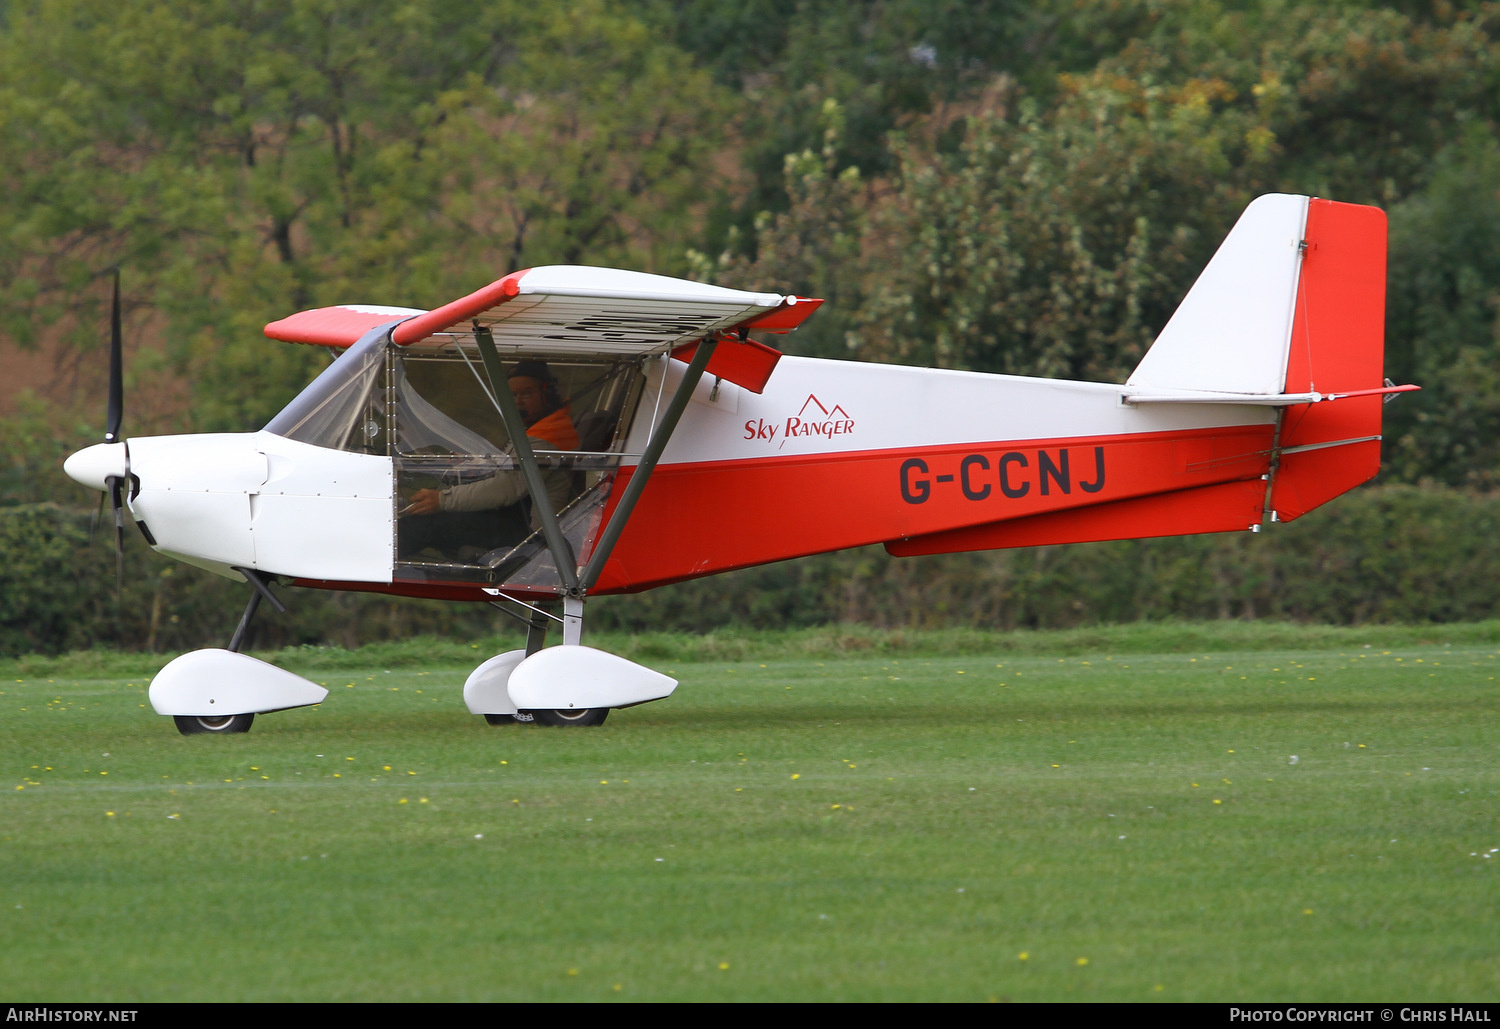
472, 325, 581, 592
578, 335, 722, 591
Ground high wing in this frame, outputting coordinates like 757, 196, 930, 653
265, 265, 822, 394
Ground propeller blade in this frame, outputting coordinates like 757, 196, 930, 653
106, 474, 126, 593
97, 271, 130, 598
90, 487, 105, 539
105, 268, 123, 444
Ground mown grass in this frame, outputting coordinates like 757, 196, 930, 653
3, 624, 1498, 1001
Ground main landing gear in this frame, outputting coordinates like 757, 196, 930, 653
486, 600, 609, 728
464, 595, 671, 728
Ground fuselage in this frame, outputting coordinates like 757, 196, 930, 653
66, 337, 1278, 597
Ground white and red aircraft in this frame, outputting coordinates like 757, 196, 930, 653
64, 193, 1414, 734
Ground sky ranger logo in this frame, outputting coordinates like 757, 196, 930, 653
743, 395, 855, 450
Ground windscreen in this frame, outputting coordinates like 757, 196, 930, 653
263, 332, 387, 453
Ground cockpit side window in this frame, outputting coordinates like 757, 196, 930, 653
263, 332, 387, 453
394, 348, 647, 588
394, 355, 508, 459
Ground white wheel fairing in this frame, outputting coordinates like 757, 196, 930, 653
463, 650, 528, 715
505, 646, 677, 712
149, 649, 328, 716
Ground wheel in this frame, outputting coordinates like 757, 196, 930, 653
485, 712, 536, 725
173, 713, 255, 735
527, 708, 609, 727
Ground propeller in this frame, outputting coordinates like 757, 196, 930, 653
64, 268, 136, 592
101, 269, 130, 588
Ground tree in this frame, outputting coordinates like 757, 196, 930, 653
0, 0, 733, 434
1383, 130, 1500, 487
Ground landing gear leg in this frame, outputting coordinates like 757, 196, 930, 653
226, 567, 286, 654
526, 606, 551, 655
520, 595, 609, 727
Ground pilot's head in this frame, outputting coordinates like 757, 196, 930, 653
508, 360, 563, 426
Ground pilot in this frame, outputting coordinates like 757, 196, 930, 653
403, 360, 579, 549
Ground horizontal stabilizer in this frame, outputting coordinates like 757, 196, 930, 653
1123, 384, 1417, 407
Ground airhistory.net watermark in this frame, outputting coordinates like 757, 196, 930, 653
5, 1010, 137, 1022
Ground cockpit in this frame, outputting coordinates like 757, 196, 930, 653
264, 331, 646, 590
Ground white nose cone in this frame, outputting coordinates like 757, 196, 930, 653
63, 442, 128, 492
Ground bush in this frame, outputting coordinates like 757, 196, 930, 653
4, 483, 1499, 657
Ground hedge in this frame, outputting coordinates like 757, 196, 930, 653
3, 484, 1497, 656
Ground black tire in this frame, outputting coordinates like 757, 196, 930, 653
174, 713, 255, 735
527, 707, 609, 727
487, 712, 535, 725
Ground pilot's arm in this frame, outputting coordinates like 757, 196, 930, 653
402, 420, 570, 519
404, 436, 543, 516
432, 468, 528, 512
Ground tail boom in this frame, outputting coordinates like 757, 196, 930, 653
586, 193, 1392, 590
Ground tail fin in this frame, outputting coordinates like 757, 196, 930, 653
1128, 193, 1309, 395
1127, 194, 1390, 521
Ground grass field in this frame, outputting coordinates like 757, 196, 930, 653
3, 623, 1498, 1001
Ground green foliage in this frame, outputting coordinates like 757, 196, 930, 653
846, 78, 1260, 378
723, 2, 1500, 382
0, 396, 96, 507
1383, 130, 1500, 487
0, 505, 95, 656
649, 0, 1054, 232
0, 0, 732, 433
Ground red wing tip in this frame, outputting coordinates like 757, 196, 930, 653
741, 297, 824, 333
264, 307, 418, 348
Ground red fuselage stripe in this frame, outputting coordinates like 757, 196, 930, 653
588, 423, 1275, 593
